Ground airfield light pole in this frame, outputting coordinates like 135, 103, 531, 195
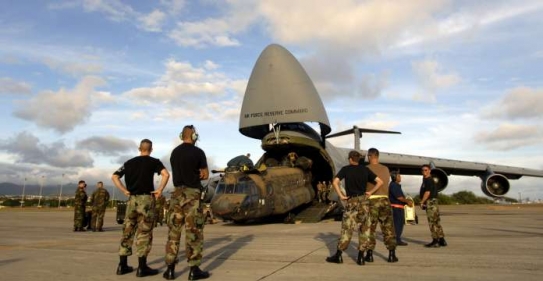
38, 176, 44, 208
58, 173, 64, 208
111, 185, 115, 208
21, 177, 26, 208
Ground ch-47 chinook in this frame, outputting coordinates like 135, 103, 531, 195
209, 44, 543, 224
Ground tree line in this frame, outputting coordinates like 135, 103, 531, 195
1, 191, 518, 208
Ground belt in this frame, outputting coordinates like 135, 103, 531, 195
175, 185, 199, 190
131, 193, 152, 196
369, 195, 388, 199
391, 204, 404, 209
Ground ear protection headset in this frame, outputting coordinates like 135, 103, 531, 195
180, 125, 199, 142
190, 125, 199, 142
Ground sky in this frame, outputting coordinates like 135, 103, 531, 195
1, 0, 542, 200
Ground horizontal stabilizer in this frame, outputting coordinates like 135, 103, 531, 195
327, 126, 401, 139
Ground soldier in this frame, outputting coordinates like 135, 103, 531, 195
163, 125, 210, 280
112, 139, 170, 277
73, 180, 88, 232
90, 181, 110, 232
389, 171, 413, 246
362, 148, 398, 263
155, 194, 166, 227
316, 181, 325, 203
326, 151, 383, 265
420, 164, 447, 247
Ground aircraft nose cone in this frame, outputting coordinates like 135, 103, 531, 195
210, 194, 247, 219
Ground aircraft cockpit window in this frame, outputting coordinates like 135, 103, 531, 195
215, 180, 259, 195
215, 183, 236, 194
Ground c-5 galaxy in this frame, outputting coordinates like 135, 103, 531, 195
210, 44, 543, 224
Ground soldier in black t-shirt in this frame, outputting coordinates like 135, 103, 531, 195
163, 125, 210, 281
112, 139, 170, 277
326, 150, 383, 266
419, 164, 446, 248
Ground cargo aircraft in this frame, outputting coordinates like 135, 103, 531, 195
210, 44, 543, 223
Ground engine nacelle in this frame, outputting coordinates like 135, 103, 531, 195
481, 174, 510, 198
430, 168, 449, 192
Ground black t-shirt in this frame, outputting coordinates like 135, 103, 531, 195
389, 182, 406, 205
113, 156, 165, 194
419, 176, 437, 199
335, 164, 377, 196
170, 143, 207, 188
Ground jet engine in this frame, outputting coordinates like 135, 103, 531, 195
430, 168, 449, 192
481, 173, 510, 198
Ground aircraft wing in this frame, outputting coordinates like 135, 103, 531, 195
375, 151, 543, 180
325, 142, 543, 180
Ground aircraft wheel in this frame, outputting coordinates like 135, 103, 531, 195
284, 213, 296, 224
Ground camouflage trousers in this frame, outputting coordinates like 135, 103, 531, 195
426, 199, 445, 239
336, 195, 369, 251
155, 206, 165, 226
165, 187, 205, 266
360, 197, 396, 250
73, 205, 86, 228
119, 195, 156, 257
91, 206, 106, 230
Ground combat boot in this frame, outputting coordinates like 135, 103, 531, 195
425, 239, 440, 248
387, 250, 398, 263
364, 250, 374, 262
162, 264, 175, 280
356, 251, 365, 265
116, 256, 134, 275
188, 266, 209, 280
136, 256, 159, 277
325, 250, 343, 264
438, 237, 447, 246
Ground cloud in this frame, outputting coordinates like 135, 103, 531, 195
412, 59, 461, 102
82, 0, 137, 22
259, 0, 445, 51
122, 59, 245, 121
474, 123, 543, 150
111, 155, 133, 167
0, 77, 32, 95
77, 136, 137, 156
13, 76, 106, 133
357, 72, 390, 100
0, 132, 94, 168
81, 0, 174, 34
42, 56, 102, 76
169, 18, 241, 48
168, 0, 260, 48
139, 9, 166, 32
483, 87, 543, 119
160, 0, 186, 15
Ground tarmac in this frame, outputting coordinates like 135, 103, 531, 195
0, 204, 542, 281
